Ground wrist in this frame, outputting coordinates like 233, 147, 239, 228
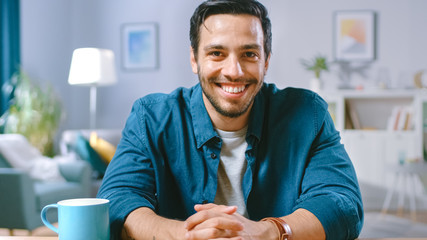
257, 219, 281, 240
170, 219, 187, 240
261, 217, 293, 240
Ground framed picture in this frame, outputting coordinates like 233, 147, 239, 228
122, 22, 158, 70
333, 10, 376, 62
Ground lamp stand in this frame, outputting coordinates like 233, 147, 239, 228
90, 85, 97, 129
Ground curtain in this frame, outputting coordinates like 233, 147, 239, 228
0, 0, 20, 115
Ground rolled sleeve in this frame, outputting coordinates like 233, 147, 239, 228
97, 100, 157, 239
295, 193, 362, 239
294, 98, 364, 240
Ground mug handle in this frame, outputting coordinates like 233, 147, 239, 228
41, 204, 59, 234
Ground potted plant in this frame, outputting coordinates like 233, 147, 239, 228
300, 54, 329, 92
0, 70, 63, 157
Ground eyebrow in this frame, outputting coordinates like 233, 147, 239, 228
241, 44, 262, 51
203, 44, 262, 51
204, 44, 225, 51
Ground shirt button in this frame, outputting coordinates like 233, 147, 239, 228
210, 153, 217, 159
202, 200, 208, 204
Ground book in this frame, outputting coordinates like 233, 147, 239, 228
345, 101, 354, 129
345, 100, 361, 129
403, 107, 413, 130
388, 106, 414, 131
387, 107, 399, 131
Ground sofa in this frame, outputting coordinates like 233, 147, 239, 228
59, 129, 122, 196
0, 134, 92, 234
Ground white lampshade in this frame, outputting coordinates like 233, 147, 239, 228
68, 48, 117, 86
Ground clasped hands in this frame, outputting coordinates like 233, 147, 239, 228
183, 203, 275, 240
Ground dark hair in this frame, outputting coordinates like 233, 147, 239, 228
190, 0, 272, 59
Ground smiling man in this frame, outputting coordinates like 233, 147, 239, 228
98, 1, 364, 240
194, 14, 266, 131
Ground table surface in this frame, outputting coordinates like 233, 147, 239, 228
0, 238, 58, 240
1, 238, 427, 240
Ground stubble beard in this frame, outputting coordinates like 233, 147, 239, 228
198, 72, 262, 119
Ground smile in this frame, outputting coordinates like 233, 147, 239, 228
220, 84, 246, 94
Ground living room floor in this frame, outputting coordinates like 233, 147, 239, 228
1, 211, 427, 237
360, 210, 427, 238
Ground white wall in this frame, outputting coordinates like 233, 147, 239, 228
20, 0, 427, 132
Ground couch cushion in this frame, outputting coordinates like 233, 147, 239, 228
0, 134, 41, 170
74, 134, 107, 175
0, 134, 65, 182
34, 181, 84, 211
0, 154, 12, 168
89, 132, 116, 164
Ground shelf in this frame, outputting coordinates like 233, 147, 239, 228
320, 89, 419, 98
343, 129, 417, 134
322, 90, 425, 188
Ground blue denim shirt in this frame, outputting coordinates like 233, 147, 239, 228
98, 83, 363, 240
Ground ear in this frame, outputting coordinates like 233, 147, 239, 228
264, 53, 271, 73
190, 47, 198, 74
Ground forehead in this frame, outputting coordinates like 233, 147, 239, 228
199, 14, 264, 48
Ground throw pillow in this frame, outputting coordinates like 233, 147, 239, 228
74, 134, 107, 175
89, 132, 117, 164
0, 134, 65, 182
0, 134, 42, 171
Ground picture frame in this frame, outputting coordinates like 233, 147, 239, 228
333, 10, 376, 62
122, 22, 158, 70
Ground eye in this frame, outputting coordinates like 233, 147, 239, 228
245, 52, 255, 57
209, 51, 222, 57
244, 51, 258, 59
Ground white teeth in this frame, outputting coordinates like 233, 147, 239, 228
221, 85, 245, 93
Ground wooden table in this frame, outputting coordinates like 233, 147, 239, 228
2, 237, 427, 240
0, 238, 58, 240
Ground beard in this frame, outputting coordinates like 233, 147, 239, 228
199, 73, 262, 118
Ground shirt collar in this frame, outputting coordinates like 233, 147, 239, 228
190, 83, 266, 148
191, 84, 219, 149
246, 84, 265, 143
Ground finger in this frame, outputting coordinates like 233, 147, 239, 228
192, 217, 244, 232
195, 204, 238, 215
214, 237, 243, 240
194, 203, 217, 211
184, 209, 211, 230
184, 207, 238, 230
185, 228, 240, 240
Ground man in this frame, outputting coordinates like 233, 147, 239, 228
98, 0, 364, 239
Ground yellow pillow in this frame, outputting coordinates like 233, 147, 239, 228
89, 132, 117, 164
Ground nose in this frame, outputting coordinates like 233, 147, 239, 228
222, 55, 244, 80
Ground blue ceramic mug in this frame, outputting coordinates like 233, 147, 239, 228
41, 198, 109, 240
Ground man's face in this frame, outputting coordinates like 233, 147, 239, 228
191, 14, 270, 118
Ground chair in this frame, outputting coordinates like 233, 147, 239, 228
0, 134, 91, 235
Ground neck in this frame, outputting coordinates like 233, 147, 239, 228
203, 94, 251, 131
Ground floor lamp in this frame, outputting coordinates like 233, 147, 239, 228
68, 48, 117, 129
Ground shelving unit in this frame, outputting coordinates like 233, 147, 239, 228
320, 89, 427, 189
421, 97, 427, 160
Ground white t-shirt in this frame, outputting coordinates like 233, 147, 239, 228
214, 126, 249, 217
